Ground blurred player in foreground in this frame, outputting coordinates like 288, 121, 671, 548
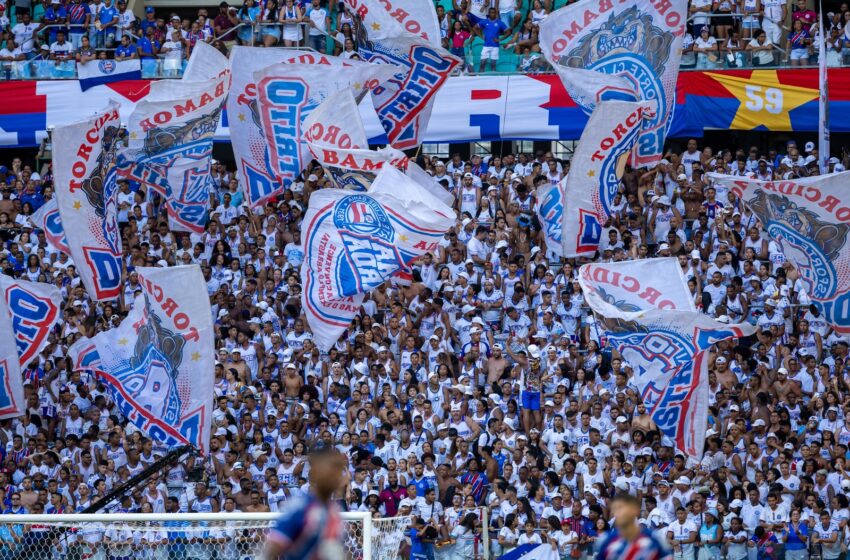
597, 494, 672, 560
262, 446, 348, 560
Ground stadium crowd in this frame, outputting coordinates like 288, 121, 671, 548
0, 0, 848, 74
0, 129, 849, 560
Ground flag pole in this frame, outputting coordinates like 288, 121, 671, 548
818, 0, 830, 173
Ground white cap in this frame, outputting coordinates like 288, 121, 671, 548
675, 476, 691, 485
805, 141, 815, 153
753, 419, 766, 427
527, 345, 541, 359
677, 173, 687, 181
616, 415, 628, 423
691, 249, 701, 259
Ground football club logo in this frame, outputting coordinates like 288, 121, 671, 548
333, 195, 404, 296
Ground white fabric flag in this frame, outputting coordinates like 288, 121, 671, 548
0, 275, 62, 368
343, 0, 441, 45
708, 171, 850, 334
123, 61, 231, 233
304, 88, 408, 190
29, 198, 69, 254
252, 60, 395, 193
302, 166, 454, 350
0, 297, 24, 420
69, 265, 214, 452
578, 258, 696, 317
561, 101, 651, 257
539, 0, 686, 167
53, 102, 123, 301
600, 310, 754, 457
537, 179, 566, 258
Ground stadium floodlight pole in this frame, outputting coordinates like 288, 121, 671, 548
9, 445, 195, 560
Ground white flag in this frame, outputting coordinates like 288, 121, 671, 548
562, 101, 651, 257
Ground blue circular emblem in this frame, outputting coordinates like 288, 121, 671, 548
98, 60, 116, 73
333, 194, 394, 242
767, 222, 836, 300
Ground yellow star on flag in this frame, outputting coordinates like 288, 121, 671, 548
706, 70, 818, 131
353, 82, 362, 92
118, 337, 128, 345
191, 351, 201, 361
398, 234, 409, 242
129, 131, 138, 140
72, 201, 82, 210
371, 22, 381, 31
238, 113, 247, 122
586, 169, 596, 178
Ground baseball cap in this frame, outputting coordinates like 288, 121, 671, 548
145, 6, 155, 12
805, 141, 815, 153
463, 172, 474, 178
677, 173, 687, 181
527, 345, 541, 359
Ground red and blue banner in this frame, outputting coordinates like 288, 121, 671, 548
2, 69, 850, 148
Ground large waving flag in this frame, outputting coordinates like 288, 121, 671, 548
302, 166, 454, 350
0, 276, 62, 368
708, 172, 850, 334
53, 102, 123, 301
0, 295, 25, 420
578, 258, 696, 315
536, 179, 565, 258
69, 265, 214, 452
29, 198, 70, 254
123, 45, 231, 233
561, 101, 650, 257
253, 60, 395, 193
344, 0, 460, 149
579, 258, 753, 457
304, 88, 408, 191
602, 310, 753, 457
229, 48, 340, 208
346, 0, 440, 44
539, 0, 686, 167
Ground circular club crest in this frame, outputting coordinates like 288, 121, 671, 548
332, 194, 394, 242
768, 222, 836, 300
587, 56, 666, 131
98, 59, 117, 74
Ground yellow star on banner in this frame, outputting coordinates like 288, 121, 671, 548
238, 113, 247, 122
398, 234, 409, 242
705, 70, 818, 131
72, 201, 81, 210
191, 351, 201, 361
371, 22, 381, 31
587, 169, 596, 178
353, 82, 362, 92
118, 337, 128, 345
129, 131, 138, 140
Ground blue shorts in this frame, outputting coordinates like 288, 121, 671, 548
521, 391, 540, 411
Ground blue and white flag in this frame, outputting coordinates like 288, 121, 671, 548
53, 102, 123, 301
229, 48, 339, 208
539, 0, 686, 167
497, 544, 560, 560
600, 310, 754, 457
0, 292, 25, 420
123, 45, 231, 233
561, 101, 651, 257
0, 275, 62, 368
29, 198, 70, 255
578, 258, 696, 315
302, 166, 455, 350
78, 59, 141, 91
253, 60, 395, 194
708, 171, 850, 334
69, 265, 214, 452
344, 0, 460, 150
579, 258, 754, 457
304, 88, 408, 191
537, 178, 565, 258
